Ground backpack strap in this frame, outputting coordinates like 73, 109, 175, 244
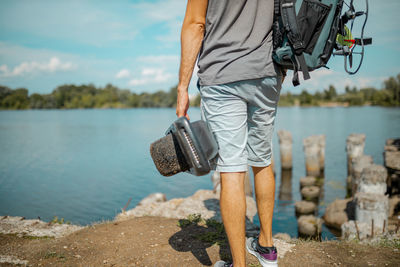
274, 0, 281, 16
280, 0, 311, 85
289, 56, 300, 86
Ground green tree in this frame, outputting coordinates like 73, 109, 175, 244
371, 89, 394, 106
138, 93, 154, 107
0, 86, 12, 102
168, 86, 178, 107
323, 85, 337, 101
30, 93, 45, 109
128, 93, 140, 107
191, 94, 201, 107
81, 94, 95, 108
313, 91, 323, 101
384, 74, 400, 105
278, 92, 296, 106
299, 90, 313, 105
1, 88, 29, 109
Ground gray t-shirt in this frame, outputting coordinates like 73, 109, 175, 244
197, 0, 278, 86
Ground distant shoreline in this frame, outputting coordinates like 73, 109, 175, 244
2, 104, 399, 111
1, 73, 400, 109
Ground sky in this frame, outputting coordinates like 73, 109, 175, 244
0, 0, 399, 96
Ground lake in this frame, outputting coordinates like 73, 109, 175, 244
0, 107, 399, 239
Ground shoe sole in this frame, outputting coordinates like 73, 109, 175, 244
246, 239, 278, 267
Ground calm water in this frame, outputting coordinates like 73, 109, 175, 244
0, 107, 399, 239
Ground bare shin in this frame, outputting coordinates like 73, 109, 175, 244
220, 171, 246, 267
252, 165, 275, 247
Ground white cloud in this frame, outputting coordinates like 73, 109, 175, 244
282, 67, 385, 93
142, 68, 158, 76
129, 78, 146, 86
128, 68, 173, 86
0, 65, 8, 73
119, 54, 180, 88
0, 57, 76, 77
357, 76, 386, 88
115, 69, 131, 79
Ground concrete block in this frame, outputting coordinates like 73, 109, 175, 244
358, 164, 387, 195
355, 192, 389, 229
278, 130, 292, 170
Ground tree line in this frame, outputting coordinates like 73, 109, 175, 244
279, 73, 400, 107
0, 83, 180, 109
0, 74, 399, 110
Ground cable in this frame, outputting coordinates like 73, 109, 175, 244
344, 0, 368, 74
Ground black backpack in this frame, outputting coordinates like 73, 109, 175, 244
272, 0, 372, 86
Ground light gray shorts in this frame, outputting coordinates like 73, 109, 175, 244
199, 76, 281, 173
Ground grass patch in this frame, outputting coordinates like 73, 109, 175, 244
22, 235, 52, 240
177, 214, 228, 247
377, 238, 400, 249
0, 233, 53, 240
195, 218, 226, 245
44, 251, 66, 261
177, 214, 205, 228
51, 216, 70, 225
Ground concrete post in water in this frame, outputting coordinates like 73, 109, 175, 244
317, 135, 326, 173
244, 169, 253, 197
297, 215, 322, 238
355, 192, 389, 229
358, 164, 388, 195
279, 169, 292, 201
295, 200, 317, 216
277, 130, 292, 170
303, 136, 321, 177
301, 186, 320, 202
383, 138, 400, 196
346, 133, 366, 177
351, 155, 374, 196
300, 176, 317, 189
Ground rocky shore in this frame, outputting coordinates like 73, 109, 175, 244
1, 189, 400, 266
0, 190, 296, 266
116, 189, 261, 237
0, 216, 83, 238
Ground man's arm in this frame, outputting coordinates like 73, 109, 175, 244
176, 0, 208, 119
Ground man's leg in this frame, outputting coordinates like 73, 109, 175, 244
245, 77, 280, 248
220, 171, 246, 267
252, 165, 275, 247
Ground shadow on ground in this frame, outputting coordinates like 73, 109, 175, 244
168, 215, 231, 266
168, 196, 259, 265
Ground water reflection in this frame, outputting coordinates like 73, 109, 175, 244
279, 169, 292, 202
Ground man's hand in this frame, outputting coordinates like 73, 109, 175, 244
176, 87, 190, 120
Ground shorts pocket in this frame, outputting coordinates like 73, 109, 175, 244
297, 0, 331, 54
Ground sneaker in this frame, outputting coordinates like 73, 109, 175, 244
214, 260, 233, 267
246, 237, 278, 267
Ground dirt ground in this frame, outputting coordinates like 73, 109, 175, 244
1, 216, 399, 267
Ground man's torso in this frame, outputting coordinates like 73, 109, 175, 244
197, 0, 278, 86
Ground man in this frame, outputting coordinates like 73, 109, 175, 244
176, 1, 282, 266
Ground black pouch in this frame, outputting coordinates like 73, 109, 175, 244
297, 0, 331, 54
